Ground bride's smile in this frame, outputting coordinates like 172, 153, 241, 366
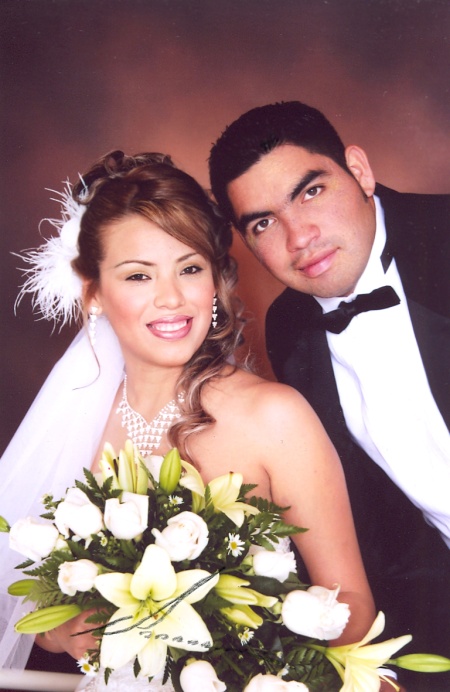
147, 315, 192, 339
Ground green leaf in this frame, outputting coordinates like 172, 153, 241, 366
244, 574, 293, 596
240, 483, 258, 497
39, 512, 55, 521
133, 656, 141, 678
15, 558, 35, 570
253, 535, 277, 551
162, 653, 172, 685
119, 539, 140, 561
83, 467, 102, 492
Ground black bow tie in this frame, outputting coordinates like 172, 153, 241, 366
319, 286, 400, 334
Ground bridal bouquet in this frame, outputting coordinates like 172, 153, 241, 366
2, 444, 449, 692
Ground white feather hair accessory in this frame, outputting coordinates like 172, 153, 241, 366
15, 180, 87, 325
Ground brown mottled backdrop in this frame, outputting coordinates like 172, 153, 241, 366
1, 0, 449, 454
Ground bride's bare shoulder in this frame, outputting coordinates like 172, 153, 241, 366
207, 366, 317, 429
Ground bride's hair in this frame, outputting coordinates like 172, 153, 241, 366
72, 150, 246, 458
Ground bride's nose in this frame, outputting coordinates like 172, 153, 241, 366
153, 277, 185, 309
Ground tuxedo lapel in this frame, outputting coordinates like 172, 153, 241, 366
376, 183, 450, 317
268, 292, 354, 455
301, 327, 348, 444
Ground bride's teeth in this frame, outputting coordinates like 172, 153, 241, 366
154, 320, 187, 332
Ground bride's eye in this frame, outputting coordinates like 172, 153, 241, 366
126, 273, 150, 281
181, 265, 202, 275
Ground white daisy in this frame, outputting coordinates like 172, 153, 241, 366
168, 495, 184, 507
77, 655, 99, 676
227, 532, 245, 557
238, 627, 254, 645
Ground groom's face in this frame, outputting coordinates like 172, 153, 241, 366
227, 144, 376, 298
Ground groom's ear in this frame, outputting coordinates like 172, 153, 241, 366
345, 145, 376, 197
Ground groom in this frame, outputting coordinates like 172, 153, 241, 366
209, 101, 450, 689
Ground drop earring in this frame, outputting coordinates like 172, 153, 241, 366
212, 295, 218, 329
88, 306, 99, 346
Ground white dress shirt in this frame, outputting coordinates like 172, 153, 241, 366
315, 196, 450, 547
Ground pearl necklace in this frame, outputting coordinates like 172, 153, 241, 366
117, 376, 183, 456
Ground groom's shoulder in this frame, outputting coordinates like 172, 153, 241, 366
267, 288, 317, 327
376, 183, 450, 231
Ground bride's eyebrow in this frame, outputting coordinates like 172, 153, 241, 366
113, 252, 200, 269
176, 252, 201, 263
114, 259, 155, 268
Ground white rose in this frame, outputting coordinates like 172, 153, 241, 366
152, 511, 208, 561
244, 673, 309, 691
281, 586, 350, 640
58, 559, 99, 596
252, 549, 297, 583
54, 537, 71, 552
54, 487, 103, 539
9, 517, 59, 562
104, 492, 149, 539
180, 660, 226, 692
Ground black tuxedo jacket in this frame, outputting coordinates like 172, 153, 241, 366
265, 185, 450, 669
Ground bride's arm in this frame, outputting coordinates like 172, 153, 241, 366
253, 382, 376, 646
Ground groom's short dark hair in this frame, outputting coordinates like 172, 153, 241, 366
209, 101, 349, 226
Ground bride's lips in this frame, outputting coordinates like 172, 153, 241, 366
147, 316, 192, 340
297, 249, 337, 279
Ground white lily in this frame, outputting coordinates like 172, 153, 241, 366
323, 612, 412, 692
180, 460, 206, 513
95, 544, 219, 677
98, 443, 120, 489
207, 472, 259, 527
99, 440, 149, 495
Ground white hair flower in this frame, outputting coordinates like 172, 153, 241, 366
15, 180, 87, 325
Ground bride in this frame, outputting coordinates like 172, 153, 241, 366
1, 151, 378, 689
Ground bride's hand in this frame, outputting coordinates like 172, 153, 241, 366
35, 609, 99, 660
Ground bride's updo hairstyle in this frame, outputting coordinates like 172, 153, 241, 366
72, 150, 245, 456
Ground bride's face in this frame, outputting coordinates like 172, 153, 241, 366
91, 214, 216, 371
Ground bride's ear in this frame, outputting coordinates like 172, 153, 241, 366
83, 281, 103, 318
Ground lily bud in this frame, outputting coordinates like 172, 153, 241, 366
216, 575, 278, 608
117, 441, 136, 492
220, 604, 263, 629
15, 604, 82, 634
136, 456, 150, 495
392, 653, 450, 673
159, 448, 182, 493
0, 516, 10, 532
8, 579, 36, 596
